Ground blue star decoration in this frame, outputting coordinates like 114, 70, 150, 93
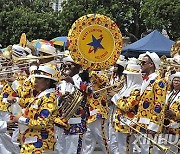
87, 35, 104, 53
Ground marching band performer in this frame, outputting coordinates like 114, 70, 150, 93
0, 45, 27, 154
14, 44, 58, 100
55, 55, 89, 154
135, 51, 167, 154
81, 70, 110, 154
109, 55, 126, 86
10, 65, 59, 154
108, 55, 127, 154
164, 72, 180, 154
113, 58, 142, 154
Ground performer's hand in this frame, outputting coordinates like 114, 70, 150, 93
7, 96, 16, 104
13, 114, 22, 123
168, 128, 176, 135
147, 130, 156, 136
58, 92, 70, 106
165, 110, 176, 119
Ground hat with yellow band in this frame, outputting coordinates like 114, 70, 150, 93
123, 58, 141, 74
34, 65, 59, 81
39, 44, 56, 55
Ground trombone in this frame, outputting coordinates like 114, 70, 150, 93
120, 115, 180, 153
1, 63, 30, 70
0, 66, 29, 81
119, 116, 177, 154
0, 66, 29, 74
13, 53, 65, 63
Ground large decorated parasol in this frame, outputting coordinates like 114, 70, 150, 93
68, 14, 122, 70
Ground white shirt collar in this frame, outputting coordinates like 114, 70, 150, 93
140, 72, 158, 95
37, 88, 55, 98
148, 72, 158, 81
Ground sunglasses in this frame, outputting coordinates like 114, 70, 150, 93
62, 64, 75, 68
140, 61, 151, 66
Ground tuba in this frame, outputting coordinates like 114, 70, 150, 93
59, 88, 84, 121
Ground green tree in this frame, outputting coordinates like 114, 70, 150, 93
0, 0, 54, 12
0, 0, 61, 47
0, 0, 179, 47
59, 0, 146, 42
141, 0, 180, 40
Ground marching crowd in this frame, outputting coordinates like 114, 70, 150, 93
0, 41, 179, 154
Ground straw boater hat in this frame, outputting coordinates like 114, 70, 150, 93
123, 58, 141, 74
39, 44, 56, 55
62, 55, 74, 63
145, 51, 161, 70
12, 44, 27, 58
34, 65, 59, 81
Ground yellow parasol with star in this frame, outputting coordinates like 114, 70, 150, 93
68, 14, 122, 70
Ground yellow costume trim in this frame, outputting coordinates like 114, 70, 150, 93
0, 102, 10, 112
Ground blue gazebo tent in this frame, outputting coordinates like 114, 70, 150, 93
122, 30, 174, 57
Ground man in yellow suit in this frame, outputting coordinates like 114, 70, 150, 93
135, 52, 167, 154
81, 71, 110, 154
